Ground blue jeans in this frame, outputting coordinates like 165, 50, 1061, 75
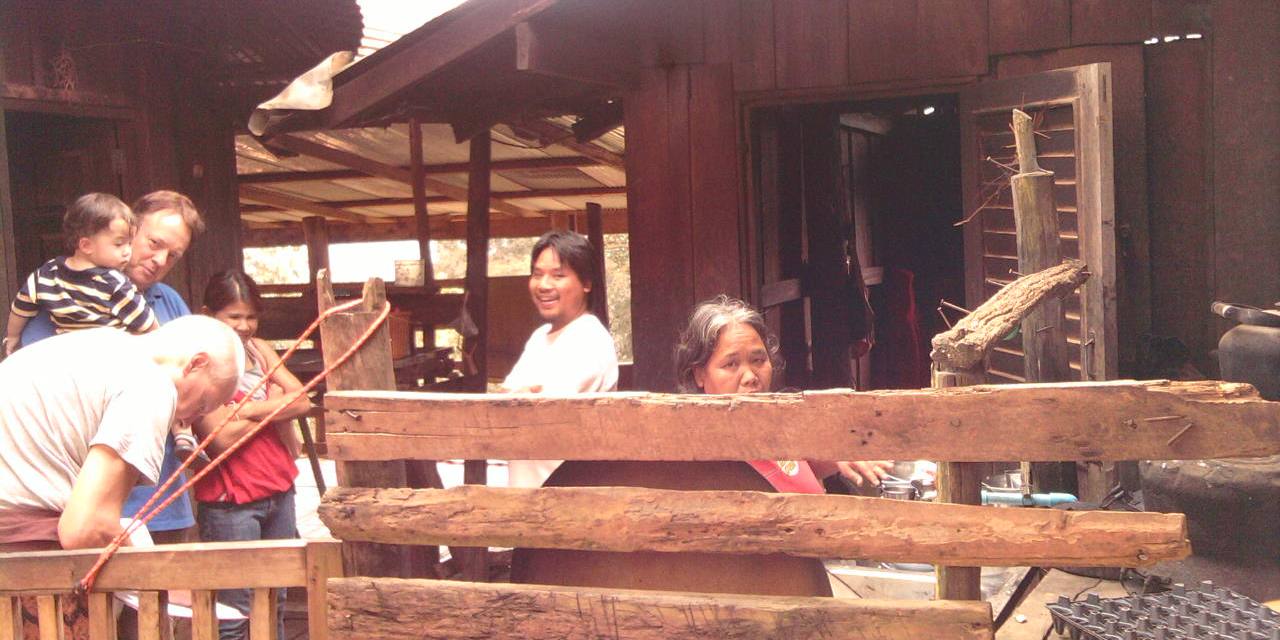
197, 488, 297, 640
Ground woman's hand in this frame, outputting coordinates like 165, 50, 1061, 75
835, 460, 893, 487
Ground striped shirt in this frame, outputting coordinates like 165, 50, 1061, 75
10, 257, 156, 334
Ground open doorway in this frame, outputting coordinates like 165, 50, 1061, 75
751, 93, 964, 392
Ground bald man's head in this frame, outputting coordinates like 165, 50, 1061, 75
144, 315, 245, 421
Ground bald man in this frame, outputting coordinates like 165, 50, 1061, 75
0, 316, 243, 550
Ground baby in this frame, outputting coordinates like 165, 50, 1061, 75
4, 192, 203, 461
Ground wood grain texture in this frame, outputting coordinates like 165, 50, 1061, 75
36, 596, 60, 640
932, 367, 986, 600
322, 379, 1280, 462
250, 589, 277, 640
320, 485, 1187, 567
0, 598, 19, 640
848, 0, 988, 83
136, 591, 171, 640
305, 540, 343, 640
1070, 0, 1150, 45
0, 540, 316, 593
988, 0, 1070, 54
191, 591, 217, 640
774, 0, 848, 89
932, 260, 1088, 370
86, 593, 116, 640
327, 577, 994, 640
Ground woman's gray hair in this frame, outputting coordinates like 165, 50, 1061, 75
674, 295, 780, 392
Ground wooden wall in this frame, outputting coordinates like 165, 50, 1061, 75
0, 2, 243, 312
623, 0, 1277, 387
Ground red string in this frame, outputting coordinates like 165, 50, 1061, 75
75, 296, 391, 593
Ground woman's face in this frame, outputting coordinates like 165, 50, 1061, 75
210, 299, 259, 344
529, 247, 589, 329
694, 322, 773, 394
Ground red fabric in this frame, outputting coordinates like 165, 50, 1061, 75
870, 268, 930, 389
195, 391, 297, 504
748, 460, 825, 494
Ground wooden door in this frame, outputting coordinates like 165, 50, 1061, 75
960, 63, 1117, 381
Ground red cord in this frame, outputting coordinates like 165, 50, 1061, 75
75, 297, 390, 593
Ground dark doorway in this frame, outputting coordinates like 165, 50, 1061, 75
752, 94, 965, 392
4, 110, 125, 278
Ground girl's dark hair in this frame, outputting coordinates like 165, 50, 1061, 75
531, 230, 599, 310
63, 192, 134, 254
203, 270, 264, 314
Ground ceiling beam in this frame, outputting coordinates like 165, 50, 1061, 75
238, 185, 372, 224
239, 186, 627, 213
503, 119, 624, 168
269, 134, 541, 218
236, 155, 604, 184
242, 208, 629, 247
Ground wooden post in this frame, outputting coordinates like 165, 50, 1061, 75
408, 118, 436, 286
302, 216, 330, 285
316, 270, 410, 577
458, 130, 491, 582
0, 96, 17, 328
585, 202, 609, 328
305, 539, 343, 640
932, 365, 986, 601
1011, 108, 1077, 494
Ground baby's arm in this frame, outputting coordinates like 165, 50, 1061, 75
3, 313, 28, 355
6, 275, 40, 354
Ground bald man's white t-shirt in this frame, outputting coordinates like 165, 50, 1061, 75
0, 329, 176, 543
503, 313, 618, 488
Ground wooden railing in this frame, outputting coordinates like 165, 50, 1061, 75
0, 539, 342, 640
307, 379, 1280, 640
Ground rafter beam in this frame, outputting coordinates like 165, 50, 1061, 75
239, 186, 627, 214
236, 156, 604, 184
241, 208, 629, 247
239, 185, 372, 224
503, 119, 624, 168
269, 134, 541, 218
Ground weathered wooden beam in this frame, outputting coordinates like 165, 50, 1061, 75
302, 216, 329, 285
585, 202, 609, 326
321, 486, 1187, 567
514, 21, 636, 89
323, 380, 1280, 462
408, 118, 436, 285
504, 118, 625, 168
0, 540, 323, 593
236, 156, 603, 184
269, 134, 539, 218
240, 209, 629, 247
328, 577, 994, 640
239, 186, 372, 225
239, 186, 627, 213
931, 260, 1090, 370
932, 367, 986, 601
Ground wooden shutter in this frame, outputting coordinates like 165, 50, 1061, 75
960, 63, 1117, 381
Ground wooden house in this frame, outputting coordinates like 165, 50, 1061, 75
247, 0, 1277, 395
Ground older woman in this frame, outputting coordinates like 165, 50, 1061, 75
675, 295, 892, 491
511, 296, 888, 596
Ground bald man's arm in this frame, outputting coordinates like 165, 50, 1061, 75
58, 445, 139, 549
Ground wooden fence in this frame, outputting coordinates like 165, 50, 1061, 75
0, 539, 341, 640
311, 378, 1280, 640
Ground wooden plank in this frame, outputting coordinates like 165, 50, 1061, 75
1070, 0, 1150, 45
848, 0, 988, 83
933, 260, 1089, 370
624, 66, 692, 391
502, 119, 624, 169
323, 379, 1280, 462
240, 186, 628, 214
932, 366, 986, 601
1146, 41, 1213, 375
988, 0, 1070, 54
240, 186, 371, 225
408, 119, 435, 285
87, 592, 116, 640
584, 202, 608, 326
135, 591, 171, 640
311, 0, 561, 129
0, 597, 20, 640
514, 19, 638, 88
1212, 0, 1280, 336
316, 272, 411, 578
848, 0, 916, 83
237, 156, 604, 184
242, 209, 629, 247
302, 216, 330, 285
270, 134, 538, 218
1072, 63, 1118, 381
0, 70, 15, 330
321, 485, 1187, 566
703, 0, 776, 92
327, 577, 994, 640
190, 591, 217, 640
249, 589, 277, 640
36, 596, 61, 640
305, 540, 343, 640
774, 0, 848, 89
0, 540, 312, 593
917, 0, 989, 78
688, 63, 742, 300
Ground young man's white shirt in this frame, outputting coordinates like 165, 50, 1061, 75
503, 312, 618, 487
